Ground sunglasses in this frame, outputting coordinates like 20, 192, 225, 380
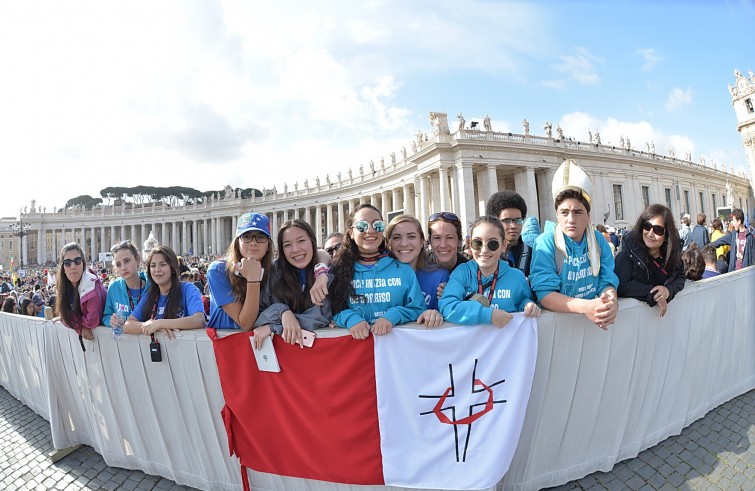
239, 233, 269, 244
470, 238, 501, 252
353, 220, 386, 233
642, 222, 666, 236
110, 240, 132, 253
429, 212, 460, 223
325, 243, 342, 256
63, 257, 83, 267
501, 218, 525, 226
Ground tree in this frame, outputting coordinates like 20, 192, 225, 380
65, 195, 103, 210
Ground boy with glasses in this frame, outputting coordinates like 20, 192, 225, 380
486, 190, 532, 276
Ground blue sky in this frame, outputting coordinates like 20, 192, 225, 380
1, 0, 753, 219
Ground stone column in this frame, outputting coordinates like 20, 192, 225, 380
438, 166, 449, 211
21, 235, 28, 266
271, 212, 279, 239
326, 204, 334, 239
392, 189, 401, 213
418, 174, 429, 227
314, 206, 323, 246
403, 184, 414, 216
487, 164, 499, 200
37, 226, 45, 265
349, 200, 356, 215
455, 163, 476, 231
100, 228, 106, 257
513, 167, 539, 223
338, 201, 347, 233
382, 191, 391, 216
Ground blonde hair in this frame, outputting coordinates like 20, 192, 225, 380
385, 214, 429, 270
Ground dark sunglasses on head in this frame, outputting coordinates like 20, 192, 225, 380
325, 243, 342, 256
429, 212, 460, 224
110, 240, 132, 253
642, 222, 666, 236
501, 218, 525, 226
353, 220, 386, 233
470, 238, 501, 252
63, 257, 83, 267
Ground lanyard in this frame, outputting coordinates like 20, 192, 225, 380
651, 256, 668, 276
149, 293, 161, 344
125, 280, 143, 312
477, 264, 499, 303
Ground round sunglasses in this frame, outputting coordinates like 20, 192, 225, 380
470, 238, 501, 252
352, 220, 386, 233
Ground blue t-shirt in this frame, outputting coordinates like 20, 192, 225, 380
416, 268, 450, 310
131, 282, 204, 321
206, 260, 244, 329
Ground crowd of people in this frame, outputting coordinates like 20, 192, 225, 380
3, 159, 753, 348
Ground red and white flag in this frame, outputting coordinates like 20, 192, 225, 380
208, 315, 537, 490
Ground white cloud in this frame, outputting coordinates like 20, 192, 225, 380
553, 48, 602, 85
635, 48, 664, 71
665, 87, 693, 112
541, 79, 567, 91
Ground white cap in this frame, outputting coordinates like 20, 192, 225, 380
552, 159, 594, 206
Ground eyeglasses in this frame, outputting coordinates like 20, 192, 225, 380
642, 222, 666, 236
325, 243, 342, 256
501, 218, 525, 226
63, 257, 83, 267
429, 212, 460, 223
239, 233, 269, 244
353, 220, 386, 233
110, 240, 132, 253
470, 238, 501, 251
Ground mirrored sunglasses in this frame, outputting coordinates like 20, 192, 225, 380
429, 212, 460, 224
110, 240, 132, 253
470, 238, 501, 252
353, 220, 386, 233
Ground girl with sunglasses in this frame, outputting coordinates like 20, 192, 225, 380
427, 212, 469, 272
251, 220, 333, 349
331, 204, 426, 340
440, 217, 540, 327
125, 246, 206, 337
615, 204, 685, 317
102, 240, 149, 332
54, 242, 107, 344
385, 214, 448, 327
206, 212, 273, 330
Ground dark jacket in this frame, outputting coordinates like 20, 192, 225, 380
615, 232, 686, 306
686, 224, 709, 250
710, 228, 755, 271
505, 238, 532, 277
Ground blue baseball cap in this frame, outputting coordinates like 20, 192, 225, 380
235, 213, 271, 239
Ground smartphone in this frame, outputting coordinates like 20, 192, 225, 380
251, 336, 281, 372
300, 330, 316, 348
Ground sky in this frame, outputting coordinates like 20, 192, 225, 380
1, 0, 754, 220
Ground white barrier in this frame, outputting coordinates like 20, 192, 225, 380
0, 267, 753, 491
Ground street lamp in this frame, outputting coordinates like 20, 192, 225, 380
9, 218, 31, 267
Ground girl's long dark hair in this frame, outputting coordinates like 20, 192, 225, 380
141, 246, 183, 320
331, 204, 387, 313
632, 204, 682, 271
224, 230, 272, 302
273, 220, 317, 313
55, 242, 85, 328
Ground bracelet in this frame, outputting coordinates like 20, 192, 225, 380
314, 263, 329, 278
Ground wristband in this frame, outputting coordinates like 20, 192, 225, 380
314, 263, 329, 278
247, 280, 260, 284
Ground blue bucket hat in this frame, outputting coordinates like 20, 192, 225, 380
235, 212, 271, 239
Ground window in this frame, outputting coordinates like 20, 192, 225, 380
684, 190, 690, 214
641, 186, 650, 209
739, 198, 743, 210
723, 194, 727, 206
712, 193, 717, 213
665, 188, 673, 212
613, 184, 624, 221
746, 98, 754, 113
699, 192, 705, 214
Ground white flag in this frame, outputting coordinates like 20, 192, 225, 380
374, 315, 538, 490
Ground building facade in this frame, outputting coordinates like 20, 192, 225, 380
5, 68, 755, 269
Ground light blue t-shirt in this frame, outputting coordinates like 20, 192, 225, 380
132, 282, 204, 321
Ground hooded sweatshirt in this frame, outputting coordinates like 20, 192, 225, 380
102, 271, 149, 327
333, 256, 426, 329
